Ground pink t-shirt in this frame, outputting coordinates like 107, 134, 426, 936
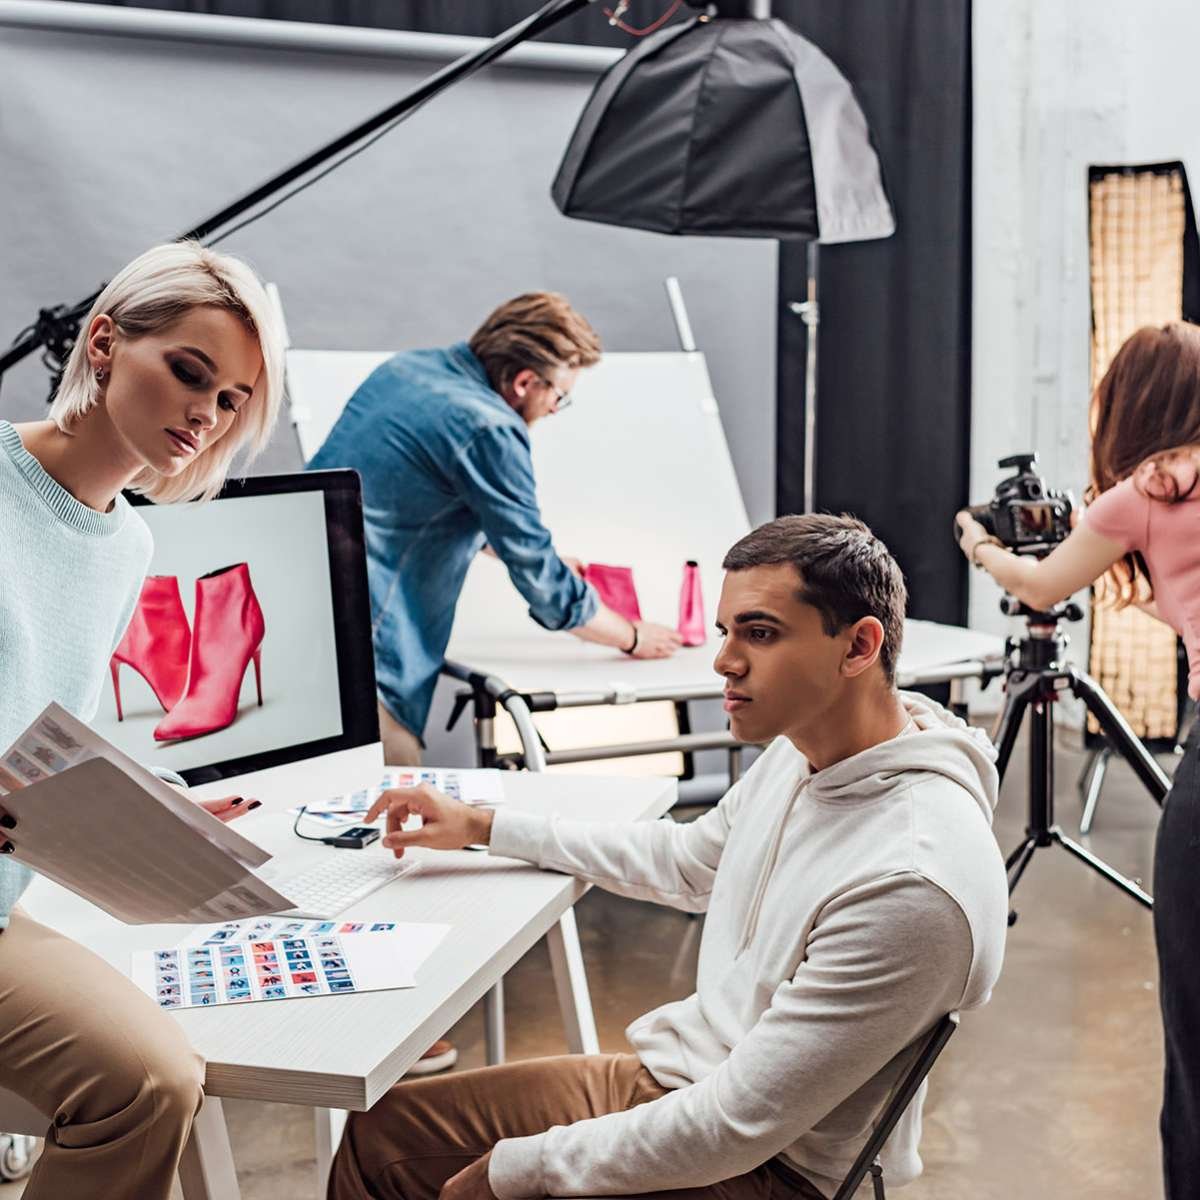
1082, 466, 1200, 698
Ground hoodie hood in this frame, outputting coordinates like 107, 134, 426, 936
802, 691, 999, 824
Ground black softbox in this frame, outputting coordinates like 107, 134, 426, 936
551, 14, 894, 242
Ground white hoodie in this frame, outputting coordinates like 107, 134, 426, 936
487, 693, 1009, 1199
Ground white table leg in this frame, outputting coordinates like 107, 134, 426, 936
178, 1094, 240, 1200
546, 909, 599, 1054
484, 980, 506, 1065
313, 1107, 348, 1192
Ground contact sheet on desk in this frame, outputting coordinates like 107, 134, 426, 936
295, 767, 505, 826
178, 915, 410, 948
133, 926, 445, 1010
141, 935, 371, 1009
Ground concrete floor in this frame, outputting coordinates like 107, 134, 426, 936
0, 724, 1168, 1198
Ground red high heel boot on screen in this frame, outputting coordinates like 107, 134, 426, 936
110, 575, 191, 720
153, 563, 265, 742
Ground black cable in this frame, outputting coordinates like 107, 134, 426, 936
292, 804, 358, 843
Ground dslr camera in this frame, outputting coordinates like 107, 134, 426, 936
958, 453, 1074, 556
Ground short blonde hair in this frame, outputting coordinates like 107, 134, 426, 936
468, 292, 601, 392
50, 241, 285, 503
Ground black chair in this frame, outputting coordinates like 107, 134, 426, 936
831, 1013, 959, 1200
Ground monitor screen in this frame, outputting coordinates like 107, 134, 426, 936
92, 470, 378, 786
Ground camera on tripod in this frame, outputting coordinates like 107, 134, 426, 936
957, 453, 1074, 556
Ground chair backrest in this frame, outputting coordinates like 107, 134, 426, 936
831, 1013, 959, 1200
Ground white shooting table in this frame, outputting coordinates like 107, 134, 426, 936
289, 348, 1005, 772
444, 616, 1007, 772
15, 770, 677, 1199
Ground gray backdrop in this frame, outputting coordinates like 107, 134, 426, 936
0, 21, 776, 519
0, 17, 776, 772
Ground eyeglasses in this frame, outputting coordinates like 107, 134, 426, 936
537, 375, 573, 412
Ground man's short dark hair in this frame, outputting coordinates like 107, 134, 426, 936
722, 514, 907, 684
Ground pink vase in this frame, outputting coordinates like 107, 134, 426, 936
677, 560, 706, 647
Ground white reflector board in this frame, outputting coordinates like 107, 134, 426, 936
288, 349, 750, 694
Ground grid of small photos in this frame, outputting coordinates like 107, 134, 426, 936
198, 918, 398, 945
295, 767, 503, 827
153, 934, 361, 1009
0, 710, 90, 794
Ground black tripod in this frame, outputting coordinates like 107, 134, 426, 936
991, 597, 1171, 919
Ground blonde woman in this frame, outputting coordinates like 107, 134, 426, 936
0, 242, 284, 1198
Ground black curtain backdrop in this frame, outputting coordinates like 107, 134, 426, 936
86, 0, 972, 624
773, 1, 972, 628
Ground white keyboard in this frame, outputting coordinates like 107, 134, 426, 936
263, 852, 419, 919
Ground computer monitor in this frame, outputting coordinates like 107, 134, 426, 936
91, 470, 379, 789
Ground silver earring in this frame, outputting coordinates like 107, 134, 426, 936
94, 367, 105, 383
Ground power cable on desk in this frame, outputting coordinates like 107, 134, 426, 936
292, 804, 357, 843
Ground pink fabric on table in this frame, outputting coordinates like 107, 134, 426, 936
1082, 462, 1200, 698
582, 564, 642, 624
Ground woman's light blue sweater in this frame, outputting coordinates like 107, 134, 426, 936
0, 421, 153, 927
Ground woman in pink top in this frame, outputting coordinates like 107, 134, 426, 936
956, 321, 1200, 1200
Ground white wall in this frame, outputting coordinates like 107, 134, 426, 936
970, 0, 1200, 706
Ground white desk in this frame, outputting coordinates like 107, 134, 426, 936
17, 771, 677, 1198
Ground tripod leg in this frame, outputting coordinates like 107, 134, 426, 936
991, 685, 1030, 784
1076, 743, 1102, 793
1028, 697, 1055, 840
1079, 746, 1111, 836
1006, 836, 1036, 893
1071, 669, 1170, 805
1053, 829, 1153, 908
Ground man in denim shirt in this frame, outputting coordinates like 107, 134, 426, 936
309, 293, 682, 767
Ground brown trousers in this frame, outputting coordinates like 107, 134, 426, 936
329, 1052, 824, 1200
378, 701, 423, 767
0, 910, 205, 1199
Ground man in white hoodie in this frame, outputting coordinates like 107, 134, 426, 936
330, 514, 1009, 1200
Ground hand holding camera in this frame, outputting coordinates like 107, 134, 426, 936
955, 453, 1075, 563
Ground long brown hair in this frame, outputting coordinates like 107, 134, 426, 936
1089, 322, 1200, 604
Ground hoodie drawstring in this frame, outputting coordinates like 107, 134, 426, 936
737, 777, 806, 956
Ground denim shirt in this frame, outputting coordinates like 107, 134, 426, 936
307, 344, 597, 738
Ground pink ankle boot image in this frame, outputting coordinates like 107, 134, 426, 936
110, 575, 191, 720
677, 560, 707, 647
153, 563, 265, 743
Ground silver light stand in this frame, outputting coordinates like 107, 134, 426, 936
788, 241, 820, 513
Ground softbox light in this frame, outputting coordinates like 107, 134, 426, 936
1078, 162, 1197, 833
551, 10, 894, 242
